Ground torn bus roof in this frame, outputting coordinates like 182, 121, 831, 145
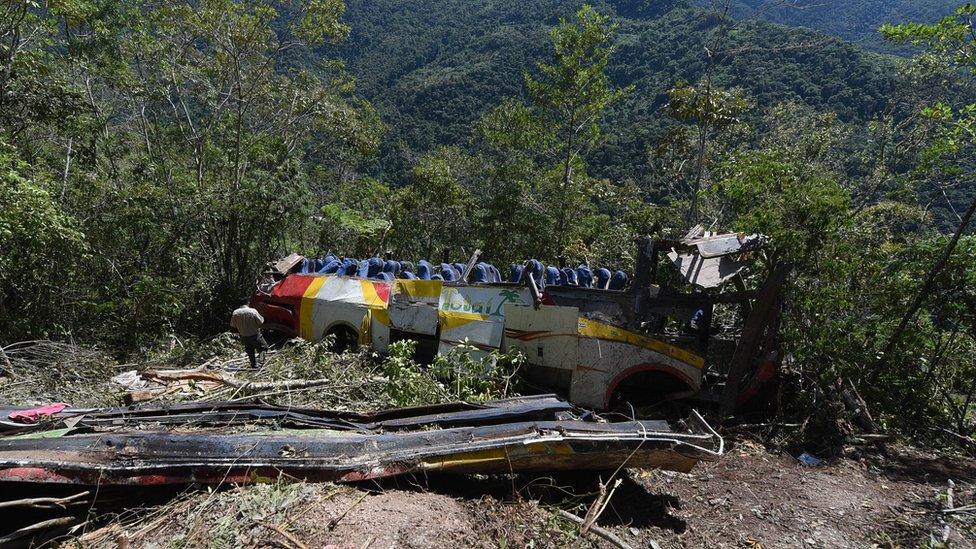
0, 396, 722, 486
666, 229, 768, 288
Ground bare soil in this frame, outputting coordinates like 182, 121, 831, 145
64, 440, 974, 549
614, 440, 976, 548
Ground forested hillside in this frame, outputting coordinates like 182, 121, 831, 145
705, 0, 960, 52
336, 0, 895, 185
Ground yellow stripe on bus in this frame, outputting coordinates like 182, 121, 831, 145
359, 280, 390, 309
299, 276, 328, 340
577, 318, 705, 369
438, 310, 488, 331
393, 279, 443, 300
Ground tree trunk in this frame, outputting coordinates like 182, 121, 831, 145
870, 191, 976, 383
555, 129, 576, 252
686, 127, 708, 226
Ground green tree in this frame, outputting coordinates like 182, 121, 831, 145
525, 4, 628, 252
473, 99, 556, 263
665, 80, 747, 225
0, 142, 85, 337
874, 4, 976, 381
389, 147, 477, 261
317, 177, 391, 258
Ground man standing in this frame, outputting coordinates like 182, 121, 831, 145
231, 302, 267, 368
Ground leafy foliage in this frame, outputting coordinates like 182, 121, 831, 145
0, 143, 86, 337
382, 340, 525, 406
0, 0, 383, 348
388, 146, 477, 261
665, 80, 747, 222
526, 5, 629, 247
381, 340, 449, 406
431, 344, 526, 402
336, 0, 899, 189
705, 102, 975, 447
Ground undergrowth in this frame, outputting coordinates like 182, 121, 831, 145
382, 339, 525, 407
0, 335, 527, 411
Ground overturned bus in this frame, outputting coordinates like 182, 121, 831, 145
251, 229, 786, 413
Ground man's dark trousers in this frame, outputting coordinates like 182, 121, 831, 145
242, 333, 268, 368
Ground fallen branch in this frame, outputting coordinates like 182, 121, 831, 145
840, 379, 879, 434
725, 422, 803, 432
556, 509, 642, 549
256, 520, 309, 549
0, 516, 77, 545
328, 492, 368, 531
0, 490, 90, 509
143, 370, 232, 385
126, 385, 186, 404
929, 426, 976, 449
226, 379, 386, 403
926, 504, 976, 515
582, 478, 622, 535
235, 378, 340, 392
142, 369, 340, 393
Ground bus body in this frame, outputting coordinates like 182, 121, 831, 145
252, 233, 782, 411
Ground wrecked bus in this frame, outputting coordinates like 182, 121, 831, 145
252, 229, 785, 413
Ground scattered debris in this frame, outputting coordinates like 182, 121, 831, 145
0, 516, 79, 546
8, 403, 68, 424
797, 452, 824, 467
667, 227, 766, 289
110, 370, 149, 391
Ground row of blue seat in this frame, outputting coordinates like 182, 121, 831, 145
511, 261, 628, 290
296, 257, 498, 282
296, 256, 627, 289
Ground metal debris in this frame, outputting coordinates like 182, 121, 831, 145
0, 395, 723, 486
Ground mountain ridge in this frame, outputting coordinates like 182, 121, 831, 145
334, 0, 898, 184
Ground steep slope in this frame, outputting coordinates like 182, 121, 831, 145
336, 0, 896, 184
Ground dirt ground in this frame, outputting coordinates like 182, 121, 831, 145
619, 441, 976, 548
60, 439, 974, 549
6, 341, 972, 547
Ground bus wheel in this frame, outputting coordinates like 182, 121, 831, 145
609, 371, 694, 420
326, 326, 359, 354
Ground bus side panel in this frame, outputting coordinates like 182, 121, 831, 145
503, 305, 579, 393
301, 277, 391, 343
437, 286, 531, 357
